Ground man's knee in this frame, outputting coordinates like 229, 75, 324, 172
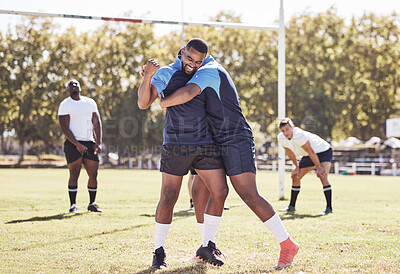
160, 186, 180, 205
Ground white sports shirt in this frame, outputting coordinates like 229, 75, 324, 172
58, 96, 99, 142
277, 127, 330, 156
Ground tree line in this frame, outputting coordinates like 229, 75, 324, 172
1, 9, 399, 162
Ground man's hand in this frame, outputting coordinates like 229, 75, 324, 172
141, 59, 159, 79
291, 167, 300, 179
76, 143, 88, 155
94, 143, 102, 155
316, 166, 327, 179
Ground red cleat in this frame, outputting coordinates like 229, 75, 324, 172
275, 237, 299, 270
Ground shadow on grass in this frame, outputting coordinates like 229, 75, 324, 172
135, 263, 207, 273
5, 213, 83, 224
140, 209, 195, 218
279, 212, 324, 220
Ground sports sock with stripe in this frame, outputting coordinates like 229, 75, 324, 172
323, 185, 332, 209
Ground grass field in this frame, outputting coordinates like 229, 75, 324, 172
0, 168, 399, 273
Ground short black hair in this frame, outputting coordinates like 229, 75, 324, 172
185, 38, 208, 55
279, 118, 294, 128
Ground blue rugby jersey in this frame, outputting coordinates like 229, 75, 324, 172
187, 56, 253, 144
151, 56, 214, 146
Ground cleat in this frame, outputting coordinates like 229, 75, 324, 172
196, 241, 224, 266
275, 237, 299, 270
69, 204, 78, 214
87, 203, 103, 213
321, 207, 333, 215
279, 206, 296, 212
223, 205, 230, 210
152, 246, 167, 269
183, 255, 203, 264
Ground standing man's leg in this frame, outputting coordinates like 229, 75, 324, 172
83, 158, 102, 212
319, 161, 333, 214
152, 173, 183, 269
67, 157, 83, 213
195, 168, 228, 266
229, 172, 299, 269
187, 174, 195, 210
280, 166, 315, 212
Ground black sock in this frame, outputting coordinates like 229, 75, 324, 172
289, 186, 300, 207
68, 186, 78, 206
88, 187, 97, 204
190, 198, 193, 207
323, 185, 332, 209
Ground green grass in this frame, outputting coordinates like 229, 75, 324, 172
0, 169, 399, 273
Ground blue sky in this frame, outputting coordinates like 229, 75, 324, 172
0, 0, 399, 35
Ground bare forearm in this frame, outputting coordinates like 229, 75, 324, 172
61, 126, 80, 146
138, 76, 153, 109
160, 84, 200, 108
288, 153, 299, 167
308, 151, 321, 168
94, 122, 102, 144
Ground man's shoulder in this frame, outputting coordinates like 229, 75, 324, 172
154, 63, 181, 80
293, 127, 306, 137
59, 97, 71, 106
277, 132, 285, 140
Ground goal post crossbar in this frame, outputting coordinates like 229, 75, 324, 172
0, 9, 279, 31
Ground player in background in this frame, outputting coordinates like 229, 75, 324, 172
58, 79, 103, 214
277, 118, 333, 215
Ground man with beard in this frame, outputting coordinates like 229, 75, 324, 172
58, 79, 103, 214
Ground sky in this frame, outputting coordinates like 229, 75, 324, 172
0, 0, 399, 36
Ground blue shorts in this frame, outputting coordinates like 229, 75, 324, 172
219, 137, 256, 176
299, 147, 333, 168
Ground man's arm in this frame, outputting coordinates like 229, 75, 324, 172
301, 141, 326, 178
58, 115, 87, 154
137, 59, 160, 109
159, 83, 201, 108
283, 147, 299, 168
92, 112, 102, 155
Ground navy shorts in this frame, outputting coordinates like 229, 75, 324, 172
299, 147, 333, 168
160, 145, 224, 176
219, 136, 256, 176
63, 139, 99, 164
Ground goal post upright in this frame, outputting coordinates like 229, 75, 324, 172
278, 0, 286, 200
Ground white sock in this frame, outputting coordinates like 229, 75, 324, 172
263, 213, 289, 243
197, 222, 205, 242
203, 214, 221, 247
154, 221, 170, 250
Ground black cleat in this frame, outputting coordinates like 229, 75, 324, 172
152, 246, 167, 269
279, 206, 296, 212
196, 241, 224, 266
69, 204, 78, 214
321, 207, 333, 215
87, 203, 103, 212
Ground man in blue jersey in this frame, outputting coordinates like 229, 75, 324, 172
159, 45, 299, 270
138, 38, 228, 269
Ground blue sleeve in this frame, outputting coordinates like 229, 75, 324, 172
187, 66, 220, 93
150, 69, 170, 98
